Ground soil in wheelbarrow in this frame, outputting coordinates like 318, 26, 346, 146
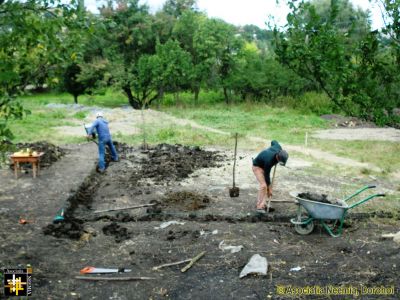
298, 192, 343, 206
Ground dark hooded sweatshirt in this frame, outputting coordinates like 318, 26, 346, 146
252, 140, 282, 185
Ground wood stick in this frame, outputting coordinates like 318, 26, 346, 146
181, 251, 206, 273
381, 233, 396, 239
152, 259, 192, 271
269, 200, 296, 203
94, 203, 156, 214
266, 165, 277, 212
75, 276, 155, 281
233, 133, 238, 188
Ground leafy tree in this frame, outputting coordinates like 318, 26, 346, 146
162, 0, 197, 17
274, 0, 399, 124
0, 0, 78, 143
374, 0, 400, 64
155, 39, 193, 102
173, 12, 240, 103
98, 0, 157, 109
210, 20, 243, 103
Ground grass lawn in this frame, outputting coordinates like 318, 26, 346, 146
6, 91, 400, 178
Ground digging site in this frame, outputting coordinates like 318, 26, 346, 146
0, 136, 399, 299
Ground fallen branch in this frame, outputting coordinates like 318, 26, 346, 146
152, 259, 192, 271
181, 251, 206, 273
94, 203, 156, 214
75, 276, 155, 281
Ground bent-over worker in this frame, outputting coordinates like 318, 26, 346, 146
252, 140, 288, 212
87, 112, 119, 173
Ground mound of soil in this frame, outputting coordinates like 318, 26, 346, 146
298, 192, 331, 204
42, 218, 84, 240
162, 191, 211, 211
12, 141, 65, 168
131, 143, 224, 183
102, 222, 130, 243
297, 192, 344, 206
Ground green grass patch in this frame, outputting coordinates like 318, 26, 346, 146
17, 89, 127, 109
115, 124, 230, 147
313, 140, 400, 175
160, 103, 328, 146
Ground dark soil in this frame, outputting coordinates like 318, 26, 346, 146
102, 222, 130, 243
298, 192, 331, 204
132, 143, 224, 183
1, 142, 398, 299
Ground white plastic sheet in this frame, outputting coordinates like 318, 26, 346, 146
239, 254, 268, 278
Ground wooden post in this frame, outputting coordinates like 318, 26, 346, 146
233, 133, 238, 188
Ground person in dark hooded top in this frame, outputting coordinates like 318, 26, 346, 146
252, 140, 288, 211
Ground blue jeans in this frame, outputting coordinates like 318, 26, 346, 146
98, 139, 118, 171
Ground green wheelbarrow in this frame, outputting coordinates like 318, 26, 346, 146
290, 185, 385, 237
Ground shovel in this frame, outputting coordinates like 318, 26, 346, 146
266, 165, 277, 212
229, 133, 240, 197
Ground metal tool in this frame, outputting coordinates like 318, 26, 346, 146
80, 267, 132, 274
84, 123, 98, 145
229, 133, 240, 197
266, 164, 277, 212
53, 208, 65, 224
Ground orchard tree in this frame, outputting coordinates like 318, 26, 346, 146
155, 39, 193, 102
0, 0, 79, 143
98, 0, 156, 109
274, 0, 400, 124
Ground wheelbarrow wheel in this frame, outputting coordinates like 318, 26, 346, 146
295, 221, 315, 235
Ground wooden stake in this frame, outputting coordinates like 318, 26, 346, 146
181, 251, 206, 273
233, 133, 238, 188
152, 259, 192, 271
93, 203, 156, 214
75, 276, 155, 281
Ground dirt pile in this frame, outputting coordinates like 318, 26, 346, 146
12, 141, 65, 168
297, 192, 344, 206
43, 218, 84, 239
102, 222, 130, 243
137, 143, 224, 183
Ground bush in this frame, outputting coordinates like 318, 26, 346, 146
296, 92, 333, 115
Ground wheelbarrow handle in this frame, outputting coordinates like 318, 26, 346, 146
343, 185, 376, 202
348, 193, 386, 209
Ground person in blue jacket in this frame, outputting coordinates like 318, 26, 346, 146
87, 112, 119, 173
252, 140, 288, 211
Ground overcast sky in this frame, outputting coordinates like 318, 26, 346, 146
85, 0, 384, 30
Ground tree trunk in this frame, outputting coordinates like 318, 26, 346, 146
223, 87, 229, 104
193, 86, 200, 105
123, 86, 140, 109
73, 94, 78, 104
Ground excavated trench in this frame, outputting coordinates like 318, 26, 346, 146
42, 142, 397, 242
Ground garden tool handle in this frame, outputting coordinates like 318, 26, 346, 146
343, 185, 377, 202
348, 193, 386, 209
